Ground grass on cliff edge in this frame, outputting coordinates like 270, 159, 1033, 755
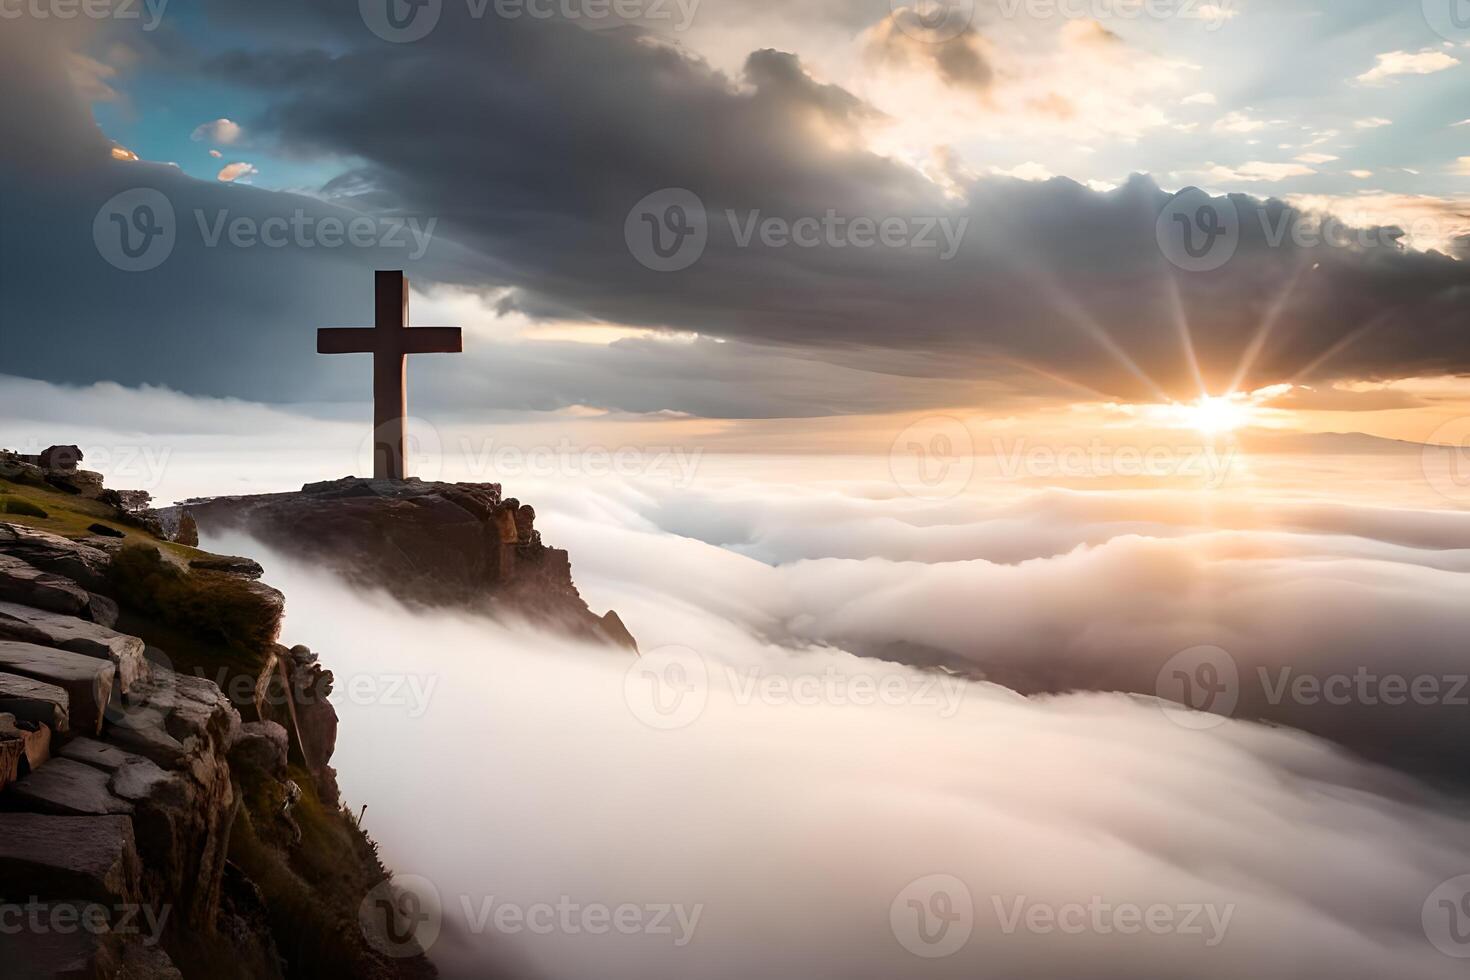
230, 766, 438, 980
0, 470, 197, 557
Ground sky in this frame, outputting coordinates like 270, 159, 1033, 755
1, 1, 1469, 452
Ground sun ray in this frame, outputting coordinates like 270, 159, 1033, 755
1163, 272, 1207, 397
1227, 260, 1309, 396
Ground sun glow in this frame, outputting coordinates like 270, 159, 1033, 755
1171, 394, 1255, 434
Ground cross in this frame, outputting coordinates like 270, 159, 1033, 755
318, 270, 462, 481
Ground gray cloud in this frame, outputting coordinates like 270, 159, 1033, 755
3, 11, 1469, 419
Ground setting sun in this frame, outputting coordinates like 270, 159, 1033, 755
1172, 394, 1256, 434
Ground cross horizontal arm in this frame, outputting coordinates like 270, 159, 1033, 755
317, 328, 379, 355
402, 327, 464, 355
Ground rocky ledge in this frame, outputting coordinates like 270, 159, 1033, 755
169, 477, 638, 651
0, 449, 435, 979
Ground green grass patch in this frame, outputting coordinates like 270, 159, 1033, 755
109, 544, 281, 660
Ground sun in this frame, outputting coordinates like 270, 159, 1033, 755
1170, 394, 1255, 435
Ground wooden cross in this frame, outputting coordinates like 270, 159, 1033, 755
318, 270, 462, 481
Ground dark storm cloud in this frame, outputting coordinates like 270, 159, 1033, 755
3, 9, 1469, 415
194, 4, 1470, 399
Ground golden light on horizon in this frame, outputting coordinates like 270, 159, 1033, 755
1170, 393, 1257, 435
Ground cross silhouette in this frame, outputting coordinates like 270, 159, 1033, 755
318, 270, 462, 481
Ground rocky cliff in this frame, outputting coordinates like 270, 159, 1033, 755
170, 476, 637, 651
0, 449, 438, 979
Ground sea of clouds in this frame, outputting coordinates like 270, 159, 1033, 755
6, 376, 1470, 977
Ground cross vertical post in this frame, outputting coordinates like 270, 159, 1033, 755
317, 270, 463, 481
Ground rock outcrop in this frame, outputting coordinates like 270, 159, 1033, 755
177, 476, 638, 650
0, 450, 437, 979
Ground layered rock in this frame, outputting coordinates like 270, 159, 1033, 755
177, 477, 638, 650
0, 457, 438, 979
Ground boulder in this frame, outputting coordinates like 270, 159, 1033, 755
230, 721, 288, 781
87, 523, 125, 538
0, 553, 90, 617
0, 812, 141, 904
187, 554, 263, 579
6, 758, 134, 816
0, 671, 69, 733
0, 642, 113, 735
174, 511, 199, 548
0, 712, 52, 788
84, 669, 241, 932
0, 524, 111, 592
58, 737, 147, 773
0, 602, 148, 694
85, 592, 119, 629
38, 445, 83, 472
184, 478, 639, 649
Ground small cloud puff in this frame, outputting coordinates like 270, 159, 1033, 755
191, 118, 243, 145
